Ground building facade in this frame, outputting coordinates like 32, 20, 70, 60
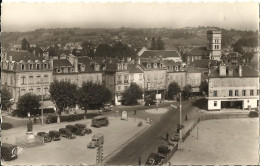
207, 64, 259, 110
207, 30, 222, 61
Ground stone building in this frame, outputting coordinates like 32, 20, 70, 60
207, 64, 259, 110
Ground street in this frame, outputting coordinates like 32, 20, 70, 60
105, 99, 201, 165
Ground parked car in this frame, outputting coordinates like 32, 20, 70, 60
157, 145, 172, 156
87, 133, 104, 148
92, 116, 109, 128
66, 125, 85, 136
145, 153, 165, 165
59, 128, 76, 139
101, 104, 112, 112
45, 116, 57, 124
171, 132, 180, 142
75, 123, 92, 134
48, 130, 61, 141
1, 143, 19, 161
145, 100, 156, 106
37, 132, 52, 143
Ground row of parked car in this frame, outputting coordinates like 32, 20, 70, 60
37, 123, 92, 143
145, 145, 173, 165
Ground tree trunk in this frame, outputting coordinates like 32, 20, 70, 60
57, 110, 61, 123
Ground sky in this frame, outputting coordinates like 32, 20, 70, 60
1, 2, 259, 32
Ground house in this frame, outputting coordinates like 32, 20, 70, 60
139, 50, 181, 62
207, 63, 259, 110
186, 46, 208, 64
1, 51, 53, 108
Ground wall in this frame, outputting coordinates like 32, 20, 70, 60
143, 69, 167, 91
129, 73, 144, 89
186, 72, 201, 87
167, 72, 187, 89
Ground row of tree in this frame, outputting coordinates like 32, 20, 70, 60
150, 37, 164, 50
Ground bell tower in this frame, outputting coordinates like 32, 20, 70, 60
207, 30, 221, 61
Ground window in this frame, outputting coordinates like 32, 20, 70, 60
37, 88, 41, 94
44, 63, 48, 69
29, 88, 33, 93
21, 64, 25, 70
21, 89, 26, 95
44, 87, 48, 95
250, 90, 254, 96
242, 90, 246, 96
257, 90, 259, 96
36, 75, 41, 83
118, 86, 121, 91
57, 69, 61, 73
29, 76, 34, 84
36, 63, 40, 70
124, 75, 128, 83
21, 76, 26, 85
214, 101, 217, 106
10, 76, 13, 85
235, 90, 239, 96
29, 64, 33, 70
130, 74, 134, 81
124, 86, 128, 90
213, 91, 217, 97
44, 75, 48, 83
117, 75, 122, 83
229, 90, 233, 96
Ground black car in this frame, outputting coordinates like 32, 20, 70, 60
49, 130, 61, 141
145, 153, 165, 165
66, 125, 85, 136
75, 123, 92, 134
145, 100, 156, 106
1, 143, 19, 161
59, 128, 76, 139
37, 132, 52, 143
157, 145, 171, 156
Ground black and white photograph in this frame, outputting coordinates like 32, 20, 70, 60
1, 1, 259, 165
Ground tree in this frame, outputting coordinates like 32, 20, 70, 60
122, 83, 143, 105
49, 80, 78, 118
95, 43, 112, 57
156, 37, 164, 50
77, 82, 112, 116
182, 85, 192, 100
150, 37, 157, 50
17, 93, 40, 117
1, 87, 12, 110
200, 80, 208, 95
21, 38, 30, 51
167, 81, 181, 100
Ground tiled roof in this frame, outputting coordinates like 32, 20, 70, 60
208, 65, 258, 78
185, 66, 204, 73
162, 60, 178, 66
105, 63, 117, 71
186, 46, 208, 56
140, 50, 180, 59
127, 64, 143, 73
53, 59, 72, 68
5, 51, 45, 62
78, 57, 97, 72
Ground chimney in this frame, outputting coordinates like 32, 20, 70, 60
227, 67, 233, 76
239, 65, 242, 76
74, 57, 78, 72
9, 56, 12, 62
49, 59, 53, 69
219, 64, 226, 76
137, 58, 141, 65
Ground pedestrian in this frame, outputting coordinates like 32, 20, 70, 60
168, 161, 171, 166
138, 157, 141, 166
134, 110, 137, 115
166, 132, 169, 141
185, 114, 188, 121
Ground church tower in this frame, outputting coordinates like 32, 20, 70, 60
207, 30, 222, 61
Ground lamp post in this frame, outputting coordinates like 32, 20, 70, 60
179, 92, 182, 141
41, 78, 44, 126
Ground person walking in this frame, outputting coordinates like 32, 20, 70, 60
134, 110, 137, 115
138, 157, 141, 166
166, 132, 169, 141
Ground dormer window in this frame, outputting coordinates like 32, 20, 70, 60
81, 65, 85, 72
147, 64, 150, 69
57, 69, 61, 73
153, 63, 157, 68
160, 64, 163, 68
36, 63, 40, 70
21, 64, 25, 70
71, 68, 74, 72
44, 63, 48, 69
29, 63, 33, 70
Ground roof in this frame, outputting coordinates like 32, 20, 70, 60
250, 53, 258, 63
186, 46, 208, 56
105, 63, 117, 72
162, 60, 178, 66
53, 59, 72, 68
5, 51, 45, 62
208, 65, 258, 78
190, 59, 219, 68
140, 50, 180, 59
78, 57, 98, 73
127, 64, 143, 73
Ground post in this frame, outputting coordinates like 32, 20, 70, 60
179, 92, 182, 141
41, 79, 44, 126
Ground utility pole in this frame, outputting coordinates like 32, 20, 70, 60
179, 92, 182, 142
41, 78, 44, 126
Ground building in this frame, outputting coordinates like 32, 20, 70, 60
207, 30, 222, 61
186, 46, 208, 64
128, 64, 144, 90
138, 58, 167, 98
139, 50, 181, 62
207, 64, 259, 111
104, 61, 130, 105
52, 55, 103, 87
221, 52, 246, 65
1, 51, 53, 108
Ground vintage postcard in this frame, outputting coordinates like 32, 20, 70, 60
1, 2, 259, 165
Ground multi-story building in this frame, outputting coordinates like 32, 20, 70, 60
128, 64, 144, 89
139, 50, 181, 62
207, 64, 259, 110
104, 62, 130, 105
52, 54, 103, 87
1, 51, 53, 108
186, 46, 208, 64
138, 58, 167, 97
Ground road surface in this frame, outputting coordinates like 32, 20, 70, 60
105, 99, 201, 165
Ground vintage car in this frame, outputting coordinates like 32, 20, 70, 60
66, 125, 85, 136
92, 116, 109, 128
101, 104, 113, 112
48, 130, 61, 141
145, 100, 157, 106
59, 128, 76, 139
75, 123, 92, 134
157, 145, 172, 156
37, 132, 52, 143
145, 153, 165, 165
87, 133, 104, 149
171, 132, 180, 142
1, 143, 19, 161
